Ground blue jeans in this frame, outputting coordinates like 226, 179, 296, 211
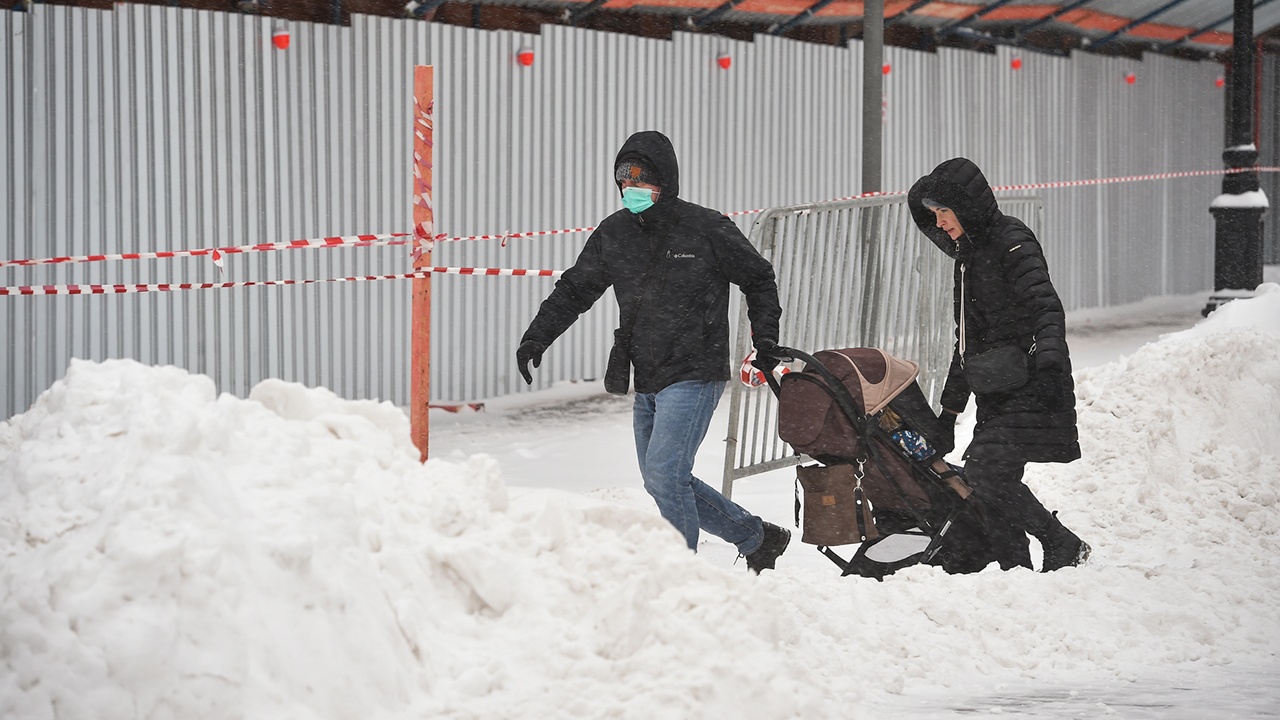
633, 380, 765, 555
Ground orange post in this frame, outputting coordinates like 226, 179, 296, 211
410, 66, 434, 462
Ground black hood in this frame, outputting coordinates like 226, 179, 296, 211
614, 130, 680, 199
908, 157, 1001, 258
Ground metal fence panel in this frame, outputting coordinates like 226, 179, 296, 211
720, 195, 1044, 494
2, 5, 1231, 421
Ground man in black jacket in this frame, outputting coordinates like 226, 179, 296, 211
909, 157, 1090, 572
516, 130, 790, 573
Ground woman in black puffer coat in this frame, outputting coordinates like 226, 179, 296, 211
908, 158, 1090, 572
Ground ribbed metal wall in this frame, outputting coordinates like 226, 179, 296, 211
1, 7, 418, 415
2, 5, 1229, 419
882, 44, 1227, 306
1262, 52, 1279, 265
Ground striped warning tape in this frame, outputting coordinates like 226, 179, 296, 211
347, 162, 1274, 242
431, 402, 486, 413
0, 226, 602, 269
727, 167, 1280, 214
0, 266, 562, 296
992, 166, 1280, 192
0, 233, 416, 269
2, 166, 1277, 270
452, 225, 602, 243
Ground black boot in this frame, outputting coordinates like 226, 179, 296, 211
745, 521, 791, 574
1036, 511, 1090, 572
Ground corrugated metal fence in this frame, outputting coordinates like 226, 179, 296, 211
2, 5, 1233, 419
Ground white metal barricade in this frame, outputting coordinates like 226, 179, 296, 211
721, 194, 1044, 497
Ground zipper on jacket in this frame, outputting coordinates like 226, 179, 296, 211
958, 260, 1038, 368
958, 262, 966, 366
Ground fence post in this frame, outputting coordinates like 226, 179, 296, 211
411, 66, 435, 462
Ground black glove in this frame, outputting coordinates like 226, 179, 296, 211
1032, 350, 1066, 408
935, 410, 958, 455
516, 340, 546, 385
751, 340, 783, 375
1034, 348, 1066, 376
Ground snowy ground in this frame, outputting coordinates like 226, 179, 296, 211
2, 275, 1278, 719
431, 284, 1280, 718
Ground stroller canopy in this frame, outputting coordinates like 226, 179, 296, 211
823, 348, 921, 415
778, 348, 921, 456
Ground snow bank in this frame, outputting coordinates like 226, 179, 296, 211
0, 362, 825, 719
759, 284, 1280, 699
2, 285, 1278, 719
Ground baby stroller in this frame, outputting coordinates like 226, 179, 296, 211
763, 346, 1009, 580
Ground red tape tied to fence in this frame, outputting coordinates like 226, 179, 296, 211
1, 166, 1276, 293
0, 267, 562, 297
0, 224, 601, 270
0, 233, 418, 269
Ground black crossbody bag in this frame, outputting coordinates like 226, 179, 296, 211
963, 344, 1034, 395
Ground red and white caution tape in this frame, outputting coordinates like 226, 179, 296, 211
726, 189, 908, 216
0, 226, 593, 270
714, 166, 1280, 215
411, 95, 437, 263
0, 233, 415, 269
3, 166, 1277, 271
461, 225, 601, 244
0, 266, 562, 296
431, 266, 559, 277
992, 166, 1280, 192
820, 189, 908, 204
430, 402, 486, 413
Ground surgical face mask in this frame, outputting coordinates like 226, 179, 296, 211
621, 186, 655, 214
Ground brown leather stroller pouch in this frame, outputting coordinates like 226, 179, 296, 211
796, 463, 878, 546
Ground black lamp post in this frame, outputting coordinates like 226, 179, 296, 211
1205, 0, 1269, 315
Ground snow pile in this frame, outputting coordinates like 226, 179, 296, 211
0, 362, 825, 719
1, 285, 1278, 719
753, 283, 1280, 698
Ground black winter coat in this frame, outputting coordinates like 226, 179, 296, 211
521, 131, 782, 394
908, 158, 1080, 465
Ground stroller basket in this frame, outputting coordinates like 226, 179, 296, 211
764, 347, 991, 579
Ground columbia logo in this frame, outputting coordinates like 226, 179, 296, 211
668, 252, 695, 259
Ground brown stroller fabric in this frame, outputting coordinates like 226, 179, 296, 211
779, 349, 935, 512
779, 348, 918, 456
769, 347, 994, 579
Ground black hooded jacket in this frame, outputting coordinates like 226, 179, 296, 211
520, 131, 781, 394
908, 158, 1080, 465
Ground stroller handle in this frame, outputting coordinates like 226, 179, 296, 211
759, 346, 824, 397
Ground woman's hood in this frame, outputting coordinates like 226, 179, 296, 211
614, 130, 680, 199
908, 157, 1001, 257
